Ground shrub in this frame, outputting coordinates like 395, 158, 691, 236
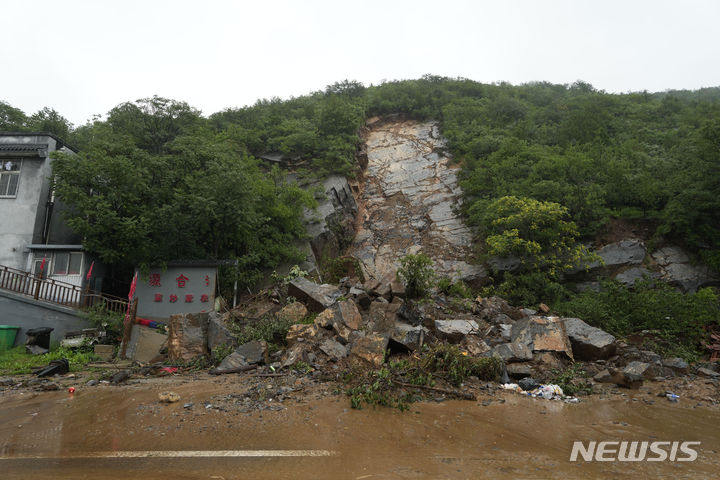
397, 253, 435, 298
554, 281, 720, 360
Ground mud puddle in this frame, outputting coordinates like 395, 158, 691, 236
1, 379, 718, 479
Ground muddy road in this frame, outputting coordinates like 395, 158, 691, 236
2, 377, 718, 479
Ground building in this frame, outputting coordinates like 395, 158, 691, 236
0, 132, 99, 290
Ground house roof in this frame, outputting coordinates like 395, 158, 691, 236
26, 244, 84, 251
0, 143, 49, 156
0, 132, 78, 153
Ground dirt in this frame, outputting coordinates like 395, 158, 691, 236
2, 371, 719, 479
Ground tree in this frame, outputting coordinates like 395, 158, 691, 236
0, 101, 28, 130
476, 196, 595, 277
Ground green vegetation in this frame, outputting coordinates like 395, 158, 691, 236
345, 344, 504, 410
0, 346, 98, 375
397, 253, 435, 299
551, 363, 593, 396
555, 281, 720, 360
4, 75, 719, 355
231, 315, 295, 351
436, 277, 473, 298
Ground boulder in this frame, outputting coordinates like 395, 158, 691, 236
623, 361, 653, 380
285, 324, 321, 347
462, 336, 491, 356
508, 364, 534, 380
350, 334, 389, 367
277, 302, 309, 323
207, 312, 237, 352
287, 277, 342, 312
662, 357, 689, 375
593, 367, 643, 389
368, 301, 399, 333
214, 351, 249, 372
697, 367, 720, 378
434, 319, 479, 342
563, 317, 616, 360
510, 316, 574, 360
597, 239, 646, 267
391, 323, 425, 351
488, 342, 533, 362
397, 302, 423, 326
614, 267, 659, 287
319, 338, 348, 360
168, 312, 209, 362
234, 340, 269, 365
390, 280, 406, 299
652, 246, 719, 293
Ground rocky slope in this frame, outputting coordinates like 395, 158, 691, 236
347, 119, 484, 283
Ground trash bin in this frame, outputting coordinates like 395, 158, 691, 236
26, 327, 54, 350
0, 325, 20, 351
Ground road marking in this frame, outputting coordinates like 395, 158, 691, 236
0, 450, 336, 459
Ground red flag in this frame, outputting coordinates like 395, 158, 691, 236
40, 256, 47, 272
128, 272, 138, 300
86, 261, 95, 281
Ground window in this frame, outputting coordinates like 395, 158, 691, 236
35, 252, 83, 276
0, 159, 21, 197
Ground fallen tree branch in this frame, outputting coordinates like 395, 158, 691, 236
395, 381, 476, 400
209, 365, 258, 375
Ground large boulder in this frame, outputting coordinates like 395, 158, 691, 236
391, 323, 425, 351
207, 312, 237, 353
277, 302, 309, 323
168, 312, 209, 362
652, 246, 719, 292
563, 317, 616, 361
287, 277, 342, 312
368, 300, 400, 333
350, 334, 389, 367
434, 319, 479, 342
487, 342, 533, 362
510, 316, 574, 360
234, 340, 269, 365
319, 338, 348, 360
597, 239, 646, 268
285, 324, 322, 347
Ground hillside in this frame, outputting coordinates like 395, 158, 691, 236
2, 76, 719, 359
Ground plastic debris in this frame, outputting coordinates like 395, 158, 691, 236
666, 392, 679, 403
68, 386, 76, 394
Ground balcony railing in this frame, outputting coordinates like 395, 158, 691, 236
0, 264, 128, 313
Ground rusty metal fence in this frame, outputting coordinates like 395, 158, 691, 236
0, 264, 128, 313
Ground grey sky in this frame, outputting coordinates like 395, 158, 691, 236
2, 0, 719, 125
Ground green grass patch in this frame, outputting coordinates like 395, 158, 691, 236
0, 346, 99, 375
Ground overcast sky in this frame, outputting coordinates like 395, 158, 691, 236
2, 0, 719, 125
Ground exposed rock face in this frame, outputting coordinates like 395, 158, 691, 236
347, 120, 485, 284
652, 246, 719, 292
563, 317, 616, 360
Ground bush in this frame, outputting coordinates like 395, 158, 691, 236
397, 253, 435, 299
554, 281, 720, 360
437, 277, 474, 298
232, 314, 295, 349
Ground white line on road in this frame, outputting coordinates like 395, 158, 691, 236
0, 450, 336, 459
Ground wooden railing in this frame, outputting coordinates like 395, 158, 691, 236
0, 264, 128, 313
